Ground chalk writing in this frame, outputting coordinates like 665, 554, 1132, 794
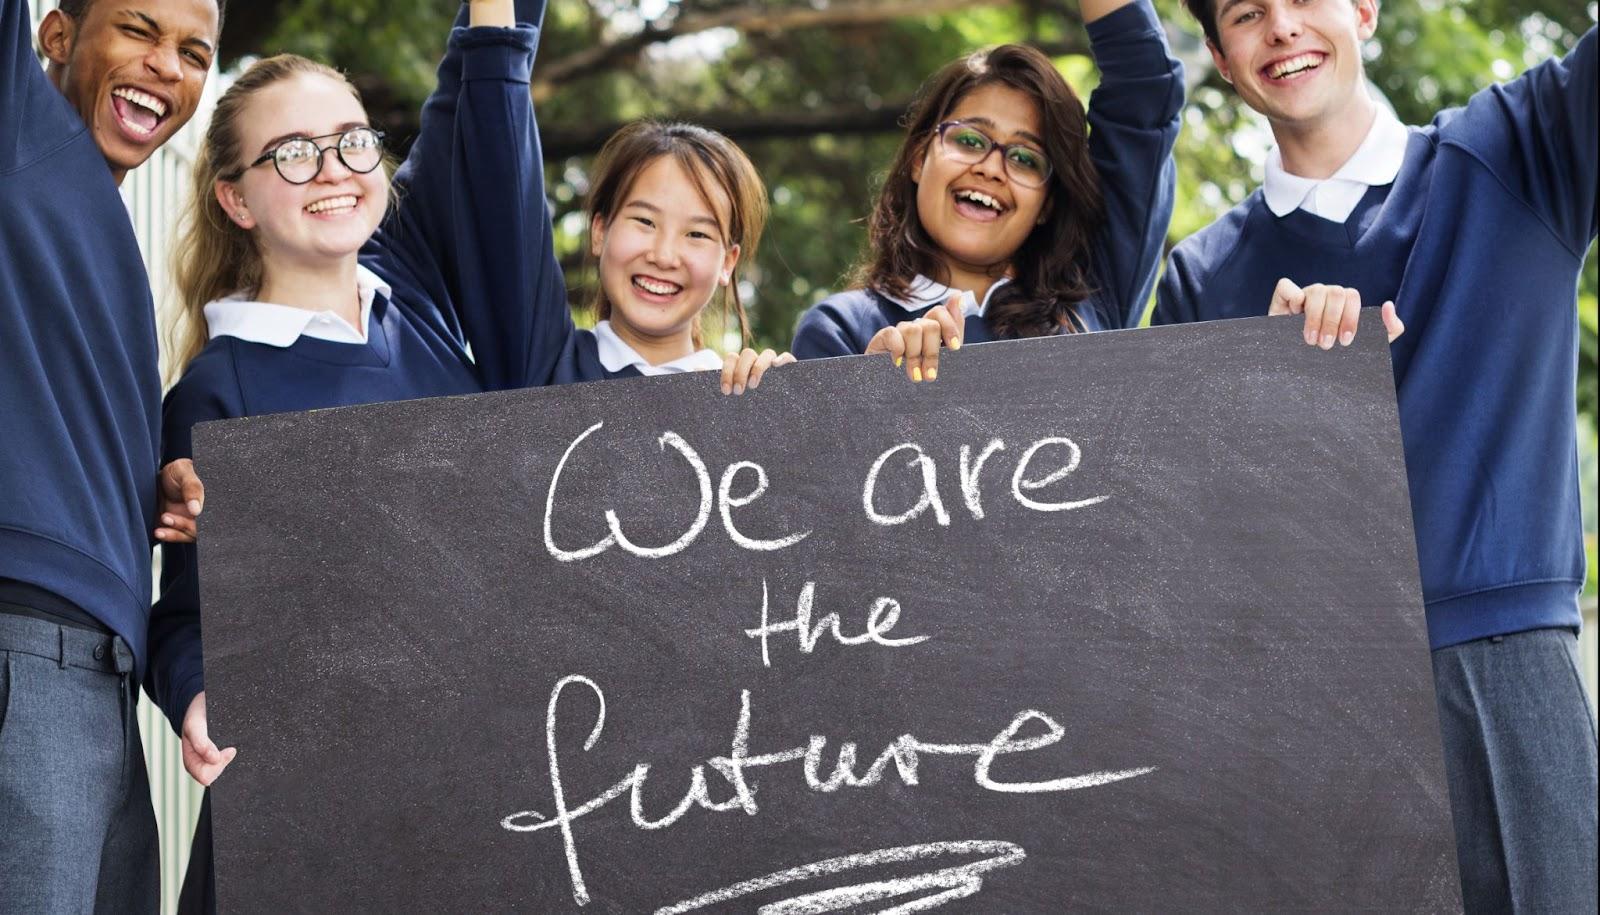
500, 675, 1156, 906
744, 579, 928, 668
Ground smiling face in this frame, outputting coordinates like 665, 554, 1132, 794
590, 155, 741, 357
910, 83, 1050, 287
41, 0, 219, 182
1209, 0, 1378, 131
214, 73, 388, 270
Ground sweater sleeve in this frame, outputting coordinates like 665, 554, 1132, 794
1082, 0, 1185, 329
793, 297, 872, 359
2, 0, 79, 172
453, 17, 576, 390
1151, 248, 1199, 326
1448, 26, 1598, 256
143, 353, 244, 734
373, 0, 572, 391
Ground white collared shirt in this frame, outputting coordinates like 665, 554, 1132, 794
881, 274, 1013, 319
204, 265, 391, 347
1262, 105, 1411, 223
591, 321, 724, 376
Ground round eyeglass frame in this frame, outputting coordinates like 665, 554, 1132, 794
934, 120, 1053, 188
235, 127, 387, 185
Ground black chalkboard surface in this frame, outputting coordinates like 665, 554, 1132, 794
195, 315, 1460, 912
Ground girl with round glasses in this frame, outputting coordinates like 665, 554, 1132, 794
147, 2, 570, 911
792, 0, 1184, 381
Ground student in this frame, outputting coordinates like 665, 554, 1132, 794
541, 119, 794, 393
0, 0, 220, 909
1154, 0, 1597, 909
791, 0, 1183, 379
145, 1, 560, 908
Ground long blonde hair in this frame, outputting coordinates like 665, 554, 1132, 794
167, 55, 364, 379
585, 121, 768, 350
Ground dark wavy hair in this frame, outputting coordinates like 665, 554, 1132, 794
854, 43, 1105, 338
58, 0, 228, 28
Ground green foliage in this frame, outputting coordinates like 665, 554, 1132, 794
265, 0, 1596, 437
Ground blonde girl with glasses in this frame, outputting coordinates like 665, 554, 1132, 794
792, 0, 1184, 382
145, 2, 569, 910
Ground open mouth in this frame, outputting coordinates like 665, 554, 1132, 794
304, 195, 361, 217
1262, 52, 1325, 82
952, 188, 1007, 222
109, 86, 169, 140
631, 275, 683, 299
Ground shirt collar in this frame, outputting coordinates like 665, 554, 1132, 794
204, 265, 390, 347
591, 321, 724, 376
1262, 105, 1410, 217
881, 274, 1013, 319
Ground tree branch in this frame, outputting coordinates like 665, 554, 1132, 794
533, 0, 1013, 99
542, 101, 914, 159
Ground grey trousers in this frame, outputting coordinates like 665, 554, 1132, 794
1434, 627, 1599, 914
0, 614, 159, 915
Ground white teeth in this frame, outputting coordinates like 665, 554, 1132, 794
1268, 54, 1322, 79
111, 87, 166, 118
305, 195, 358, 214
633, 277, 681, 296
954, 189, 1002, 211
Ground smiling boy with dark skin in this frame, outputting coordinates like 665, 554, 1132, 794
0, 0, 221, 910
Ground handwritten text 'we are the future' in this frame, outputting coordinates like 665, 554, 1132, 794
501, 421, 1158, 909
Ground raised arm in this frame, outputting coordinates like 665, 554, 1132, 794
1448, 26, 1597, 257
1081, 0, 1185, 328
366, 0, 570, 390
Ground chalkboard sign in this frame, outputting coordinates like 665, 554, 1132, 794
195, 316, 1460, 912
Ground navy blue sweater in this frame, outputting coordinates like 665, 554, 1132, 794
1, 0, 161, 660
792, 0, 1183, 357
1155, 29, 1597, 650
146, 6, 567, 731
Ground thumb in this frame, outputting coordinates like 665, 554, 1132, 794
1382, 301, 1405, 343
1268, 277, 1303, 317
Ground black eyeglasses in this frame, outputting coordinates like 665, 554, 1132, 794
233, 127, 386, 185
935, 120, 1053, 188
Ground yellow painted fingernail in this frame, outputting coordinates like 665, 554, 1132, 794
926, 367, 938, 381
950, 338, 961, 350
894, 356, 903, 367
912, 366, 923, 382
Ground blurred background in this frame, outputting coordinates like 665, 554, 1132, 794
29, 1, 1599, 910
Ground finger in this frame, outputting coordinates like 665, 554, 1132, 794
154, 526, 197, 545
899, 322, 925, 382
1335, 288, 1361, 347
940, 294, 964, 349
774, 352, 797, 367
1382, 301, 1405, 343
720, 353, 738, 395
746, 350, 778, 390
1316, 288, 1348, 350
928, 305, 962, 351
1268, 277, 1303, 317
161, 459, 204, 517
1301, 285, 1329, 347
919, 317, 943, 382
732, 348, 760, 395
866, 327, 907, 367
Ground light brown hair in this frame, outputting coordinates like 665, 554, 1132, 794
585, 121, 768, 349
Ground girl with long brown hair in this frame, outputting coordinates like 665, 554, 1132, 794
793, 0, 1184, 381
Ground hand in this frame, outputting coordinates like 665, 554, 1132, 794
863, 294, 964, 382
155, 459, 205, 544
1269, 278, 1405, 348
180, 692, 237, 787
720, 348, 796, 395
